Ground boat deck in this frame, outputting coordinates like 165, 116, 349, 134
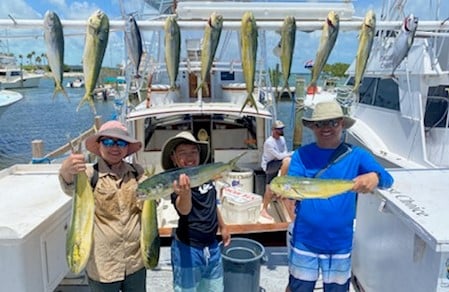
56, 246, 358, 292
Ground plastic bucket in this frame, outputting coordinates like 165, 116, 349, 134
221, 237, 265, 292
226, 168, 254, 193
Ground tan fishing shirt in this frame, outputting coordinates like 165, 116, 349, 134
59, 158, 146, 283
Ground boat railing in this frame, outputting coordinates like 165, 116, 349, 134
30, 116, 102, 164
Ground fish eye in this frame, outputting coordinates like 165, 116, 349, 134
136, 190, 145, 198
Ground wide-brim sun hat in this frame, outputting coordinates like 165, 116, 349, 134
272, 120, 285, 129
161, 131, 210, 170
302, 100, 356, 129
85, 120, 142, 156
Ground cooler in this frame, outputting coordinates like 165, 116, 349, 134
0, 164, 71, 292
221, 187, 262, 224
352, 168, 449, 292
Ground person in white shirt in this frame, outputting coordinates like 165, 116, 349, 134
260, 120, 292, 221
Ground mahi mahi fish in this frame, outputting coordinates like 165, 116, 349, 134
125, 15, 143, 78
195, 12, 223, 96
353, 10, 376, 95
140, 199, 160, 268
389, 14, 418, 78
270, 176, 354, 200
77, 10, 109, 114
66, 171, 95, 274
164, 16, 181, 91
136, 152, 246, 200
279, 16, 296, 99
307, 11, 339, 95
43, 10, 69, 101
240, 12, 258, 112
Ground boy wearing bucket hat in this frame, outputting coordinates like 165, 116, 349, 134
260, 119, 292, 221
161, 131, 230, 291
285, 101, 394, 292
59, 120, 148, 291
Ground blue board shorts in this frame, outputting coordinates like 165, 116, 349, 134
288, 242, 351, 292
171, 238, 223, 292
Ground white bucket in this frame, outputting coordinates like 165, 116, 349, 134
225, 168, 254, 193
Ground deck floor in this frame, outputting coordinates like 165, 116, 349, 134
55, 246, 357, 292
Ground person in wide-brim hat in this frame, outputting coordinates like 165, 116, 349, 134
85, 120, 142, 157
161, 131, 210, 170
302, 100, 355, 129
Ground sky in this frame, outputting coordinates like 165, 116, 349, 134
0, 0, 448, 72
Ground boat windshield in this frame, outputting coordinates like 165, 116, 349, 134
346, 77, 400, 111
424, 86, 449, 129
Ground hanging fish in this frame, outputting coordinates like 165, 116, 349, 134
270, 176, 355, 200
240, 12, 258, 112
389, 14, 418, 78
78, 10, 109, 114
195, 12, 223, 96
307, 11, 339, 95
278, 16, 296, 99
353, 10, 376, 95
43, 11, 69, 101
164, 16, 181, 91
125, 15, 143, 78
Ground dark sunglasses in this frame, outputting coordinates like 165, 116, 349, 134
100, 138, 129, 148
313, 118, 342, 129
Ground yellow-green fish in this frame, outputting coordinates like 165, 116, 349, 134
164, 16, 181, 91
240, 12, 258, 112
270, 176, 354, 200
43, 10, 69, 101
195, 12, 223, 96
66, 171, 95, 274
137, 152, 246, 200
77, 10, 109, 114
140, 199, 160, 269
353, 10, 376, 95
279, 16, 296, 99
307, 11, 339, 95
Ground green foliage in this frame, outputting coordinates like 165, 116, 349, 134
323, 62, 350, 77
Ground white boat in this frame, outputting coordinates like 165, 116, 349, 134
0, 54, 43, 89
0, 89, 23, 117
65, 78, 84, 88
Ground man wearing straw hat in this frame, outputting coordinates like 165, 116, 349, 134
285, 101, 394, 292
161, 131, 230, 292
59, 120, 148, 291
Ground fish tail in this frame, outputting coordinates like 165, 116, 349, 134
240, 93, 259, 113
53, 84, 70, 101
228, 151, 247, 169
77, 93, 97, 114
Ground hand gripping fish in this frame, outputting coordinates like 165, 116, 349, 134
137, 152, 246, 200
270, 176, 354, 200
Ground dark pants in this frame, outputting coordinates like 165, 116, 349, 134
88, 268, 147, 292
288, 275, 350, 292
265, 160, 283, 183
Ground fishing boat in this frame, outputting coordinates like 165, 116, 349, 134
0, 89, 23, 117
0, 54, 43, 89
2, 0, 449, 291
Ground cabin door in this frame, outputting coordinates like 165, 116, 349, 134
188, 72, 211, 98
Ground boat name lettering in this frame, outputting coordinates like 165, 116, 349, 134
395, 195, 429, 217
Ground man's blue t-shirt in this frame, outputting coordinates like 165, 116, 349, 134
288, 143, 394, 252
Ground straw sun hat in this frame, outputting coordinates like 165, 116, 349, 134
85, 120, 142, 156
302, 101, 356, 129
272, 120, 285, 129
161, 131, 210, 170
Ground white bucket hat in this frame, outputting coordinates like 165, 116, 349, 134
302, 101, 355, 129
272, 120, 285, 129
161, 131, 210, 170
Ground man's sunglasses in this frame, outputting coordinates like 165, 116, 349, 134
313, 118, 342, 128
100, 138, 129, 148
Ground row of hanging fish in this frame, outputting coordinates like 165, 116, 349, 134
44, 11, 145, 114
